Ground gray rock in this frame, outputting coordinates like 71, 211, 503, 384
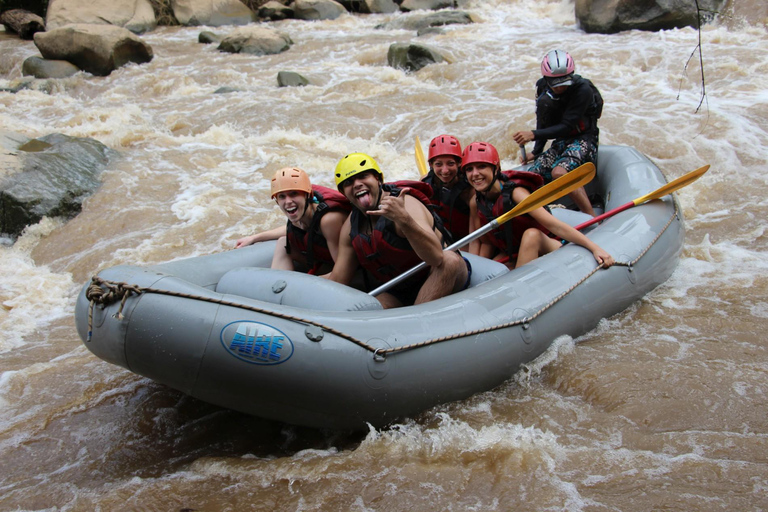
360, 0, 399, 14
258, 1, 295, 20
172, 0, 256, 26
575, 0, 726, 33
214, 86, 242, 93
277, 71, 309, 87
198, 30, 222, 44
46, 0, 156, 34
218, 26, 293, 55
387, 42, 445, 72
0, 9, 46, 39
417, 26, 445, 36
33, 24, 154, 77
22, 56, 80, 78
292, 0, 347, 20
399, 0, 455, 11
378, 10, 471, 30
0, 133, 117, 238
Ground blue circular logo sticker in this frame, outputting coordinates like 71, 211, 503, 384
220, 321, 294, 365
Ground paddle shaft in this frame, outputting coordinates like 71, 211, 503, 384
573, 165, 710, 231
368, 162, 596, 297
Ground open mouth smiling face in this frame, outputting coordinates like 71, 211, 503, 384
463, 163, 495, 191
276, 191, 307, 221
342, 170, 380, 211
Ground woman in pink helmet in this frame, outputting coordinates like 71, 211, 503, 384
512, 49, 604, 217
462, 141, 614, 268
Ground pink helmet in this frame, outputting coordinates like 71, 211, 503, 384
428, 135, 462, 162
461, 142, 500, 171
541, 49, 575, 78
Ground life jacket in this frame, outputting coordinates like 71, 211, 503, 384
475, 171, 550, 256
285, 185, 351, 273
349, 181, 440, 284
422, 171, 472, 241
535, 74, 602, 138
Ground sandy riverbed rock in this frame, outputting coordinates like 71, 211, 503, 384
172, 0, 256, 26
34, 24, 154, 76
46, 0, 156, 34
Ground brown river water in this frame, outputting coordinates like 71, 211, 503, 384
1, 1, 767, 510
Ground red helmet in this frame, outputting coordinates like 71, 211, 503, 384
541, 49, 575, 77
461, 142, 500, 171
428, 134, 462, 162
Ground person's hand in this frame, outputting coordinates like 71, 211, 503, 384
368, 189, 411, 224
593, 248, 614, 267
234, 234, 257, 249
512, 130, 534, 145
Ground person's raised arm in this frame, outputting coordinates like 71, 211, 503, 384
370, 191, 444, 267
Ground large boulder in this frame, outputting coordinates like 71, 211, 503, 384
22, 56, 80, 78
218, 26, 293, 55
292, 0, 347, 20
387, 42, 445, 72
575, 0, 727, 33
0, 132, 116, 238
33, 24, 154, 77
45, 0, 156, 34
172, 0, 256, 26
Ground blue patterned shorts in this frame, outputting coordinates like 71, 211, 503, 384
530, 138, 597, 182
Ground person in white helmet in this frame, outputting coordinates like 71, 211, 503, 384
513, 49, 604, 216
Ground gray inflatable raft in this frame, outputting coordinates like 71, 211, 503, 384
75, 146, 685, 430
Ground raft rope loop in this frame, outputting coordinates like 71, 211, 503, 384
85, 206, 678, 355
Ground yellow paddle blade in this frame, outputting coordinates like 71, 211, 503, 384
633, 165, 710, 206
415, 136, 428, 177
496, 162, 596, 225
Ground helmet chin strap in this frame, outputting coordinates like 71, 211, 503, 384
483, 166, 500, 195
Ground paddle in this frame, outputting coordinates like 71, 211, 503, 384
415, 135, 428, 176
368, 162, 596, 297
572, 164, 710, 232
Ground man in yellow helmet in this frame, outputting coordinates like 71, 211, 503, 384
327, 153, 469, 309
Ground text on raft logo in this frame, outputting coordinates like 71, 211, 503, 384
220, 321, 294, 365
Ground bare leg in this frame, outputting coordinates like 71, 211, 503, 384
376, 292, 403, 309
415, 251, 468, 304
270, 236, 295, 270
551, 165, 595, 216
516, 228, 563, 268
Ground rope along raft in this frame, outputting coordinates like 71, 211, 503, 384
86, 207, 677, 358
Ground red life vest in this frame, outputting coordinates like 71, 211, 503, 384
475, 170, 550, 256
422, 171, 472, 242
286, 185, 351, 273
349, 181, 437, 284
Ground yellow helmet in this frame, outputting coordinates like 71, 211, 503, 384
334, 153, 383, 189
271, 167, 312, 199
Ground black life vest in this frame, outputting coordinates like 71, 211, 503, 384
422, 171, 472, 241
475, 171, 550, 256
349, 181, 439, 284
285, 185, 351, 273
535, 74, 603, 139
